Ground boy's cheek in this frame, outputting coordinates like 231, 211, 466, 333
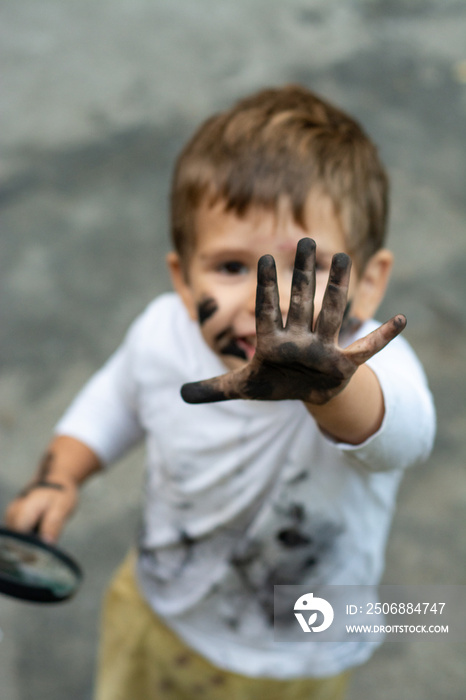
193, 296, 225, 350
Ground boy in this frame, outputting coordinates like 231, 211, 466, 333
6, 85, 435, 699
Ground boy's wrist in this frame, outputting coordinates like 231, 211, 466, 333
18, 473, 79, 500
304, 365, 385, 445
29, 436, 102, 493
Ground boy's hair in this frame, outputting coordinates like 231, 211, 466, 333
170, 84, 389, 274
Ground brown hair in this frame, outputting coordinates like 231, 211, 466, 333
170, 85, 389, 273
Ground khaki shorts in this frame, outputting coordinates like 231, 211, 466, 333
95, 552, 351, 700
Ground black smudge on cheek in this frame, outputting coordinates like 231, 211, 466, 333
220, 341, 247, 361
197, 297, 218, 325
214, 327, 229, 343
215, 326, 248, 360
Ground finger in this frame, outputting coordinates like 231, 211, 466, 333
255, 255, 283, 336
344, 314, 407, 365
315, 253, 351, 341
181, 368, 249, 404
40, 501, 73, 544
285, 238, 316, 330
5, 496, 47, 535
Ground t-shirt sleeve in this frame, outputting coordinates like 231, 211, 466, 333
329, 332, 436, 473
54, 319, 145, 465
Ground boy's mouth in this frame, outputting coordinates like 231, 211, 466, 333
235, 336, 256, 361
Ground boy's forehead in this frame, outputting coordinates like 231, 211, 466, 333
193, 191, 349, 253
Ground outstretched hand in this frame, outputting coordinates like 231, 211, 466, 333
181, 238, 406, 405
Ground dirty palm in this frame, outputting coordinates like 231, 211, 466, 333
181, 238, 406, 404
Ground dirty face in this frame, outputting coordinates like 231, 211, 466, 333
173, 194, 360, 370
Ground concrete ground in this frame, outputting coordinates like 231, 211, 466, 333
1, 1, 465, 698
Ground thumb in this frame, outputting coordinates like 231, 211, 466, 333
344, 314, 407, 366
39, 507, 67, 544
181, 369, 248, 404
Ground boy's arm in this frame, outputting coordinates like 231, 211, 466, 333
5, 308, 151, 543
304, 364, 384, 444
5, 435, 102, 543
181, 238, 406, 445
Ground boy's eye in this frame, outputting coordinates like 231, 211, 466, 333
218, 261, 248, 275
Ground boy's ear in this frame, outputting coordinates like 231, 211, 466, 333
350, 249, 393, 321
166, 252, 197, 321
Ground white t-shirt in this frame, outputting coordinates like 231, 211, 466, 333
56, 293, 435, 678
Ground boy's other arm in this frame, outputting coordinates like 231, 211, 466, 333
5, 435, 102, 543
181, 238, 406, 444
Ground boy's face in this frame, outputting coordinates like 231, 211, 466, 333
169, 194, 387, 370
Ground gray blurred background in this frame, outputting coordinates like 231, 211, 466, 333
1, 1, 465, 698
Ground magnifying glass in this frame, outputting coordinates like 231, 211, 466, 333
0, 526, 82, 603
